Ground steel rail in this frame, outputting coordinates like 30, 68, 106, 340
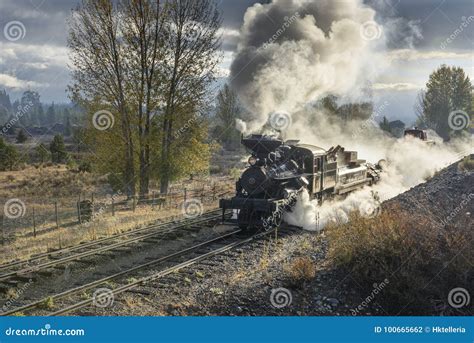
0, 209, 222, 272
0, 212, 224, 281
1, 229, 242, 316
49, 229, 272, 316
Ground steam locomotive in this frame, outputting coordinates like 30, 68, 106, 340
220, 134, 383, 230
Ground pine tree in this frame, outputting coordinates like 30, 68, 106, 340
0, 137, 19, 171
49, 134, 68, 163
379, 116, 391, 132
16, 129, 28, 143
47, 103, 56, 126
0, 89, 12, 113
38, 105, 45, 126
214, 84, 241, 148
35, 143, 50, 163
20, 90, 41, 126
64, 113, 72, 136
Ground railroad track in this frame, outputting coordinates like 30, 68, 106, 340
1, 225, 296, 316
0, 209, 225, 283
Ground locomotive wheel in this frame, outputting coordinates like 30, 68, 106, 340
237, 208, 258, 231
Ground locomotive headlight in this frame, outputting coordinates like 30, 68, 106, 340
248, 156, 257, 166
298, 176, 309, 186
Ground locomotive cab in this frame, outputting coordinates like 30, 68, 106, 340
404, 127, 436, 145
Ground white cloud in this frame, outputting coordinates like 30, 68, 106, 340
218, 27, 240, 51
373, 82, 422, 91
0, 42, 69, 67
0, 73, 45, 89
23, 62, 49, 69
218, 27, 240, 40
388, 49, 473, 61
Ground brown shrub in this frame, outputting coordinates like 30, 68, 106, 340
459, 156, 474, 171
284, 256, 316, 287
326, 210, 472, 314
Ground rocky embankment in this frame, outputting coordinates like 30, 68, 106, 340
384, 155, 473, 230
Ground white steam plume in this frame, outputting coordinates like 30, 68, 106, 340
230, 0, 473, 230
283, 109, 472, 230
230, 0, 387, 131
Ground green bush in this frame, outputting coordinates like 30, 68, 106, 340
50, 134, 68, 163
78, 161, 92, 173
0, 137, 19, 171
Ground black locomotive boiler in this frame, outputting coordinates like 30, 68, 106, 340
219, 134, 382, 230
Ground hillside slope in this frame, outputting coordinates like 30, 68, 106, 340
384, 155, 473, 230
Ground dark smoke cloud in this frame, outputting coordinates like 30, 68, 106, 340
230, 0, 383, 131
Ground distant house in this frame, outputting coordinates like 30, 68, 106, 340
26, 126, 49, 136
51, 123, 65, 134
388, 120, 405, 138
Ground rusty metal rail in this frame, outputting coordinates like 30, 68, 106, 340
0, 210, 225, 282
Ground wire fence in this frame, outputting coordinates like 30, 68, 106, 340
0, 177, 235, 244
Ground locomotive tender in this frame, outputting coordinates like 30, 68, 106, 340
220, 134, 382, 230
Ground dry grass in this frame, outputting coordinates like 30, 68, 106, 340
0, 164, 234, 264
122, 294, 145, 309
0, 202, 219, 265
226, 232, 322, 288
284, 256, 316, 287
0, 164, 104, 199
38, 297, 54, 310
325, 210, 472, 314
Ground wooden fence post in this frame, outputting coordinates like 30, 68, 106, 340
77, 201, 82, 224
152, 191, 156, 209
1, 215, 4, 246
132, 196, 136, 212
184, 188, 187, 202
111, 197, 115, 216
54, 201, 59, 229
32, 206, 36, 238
90, 193, 94, 215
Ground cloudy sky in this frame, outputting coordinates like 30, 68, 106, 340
0, 0, 472, 124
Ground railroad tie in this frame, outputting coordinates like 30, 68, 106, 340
36, 269, 54, 277
73, 259, 96, 265
182, 226, 201, 232
124, 289, 151, 296
143, 237, 162, 244
12, 273, 36, 282
3, 279, 20, 286
48, 254, 68, 260
110, 247, 133, 254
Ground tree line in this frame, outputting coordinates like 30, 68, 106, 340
0, 90, 80, 134
0, 134, 69, 171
